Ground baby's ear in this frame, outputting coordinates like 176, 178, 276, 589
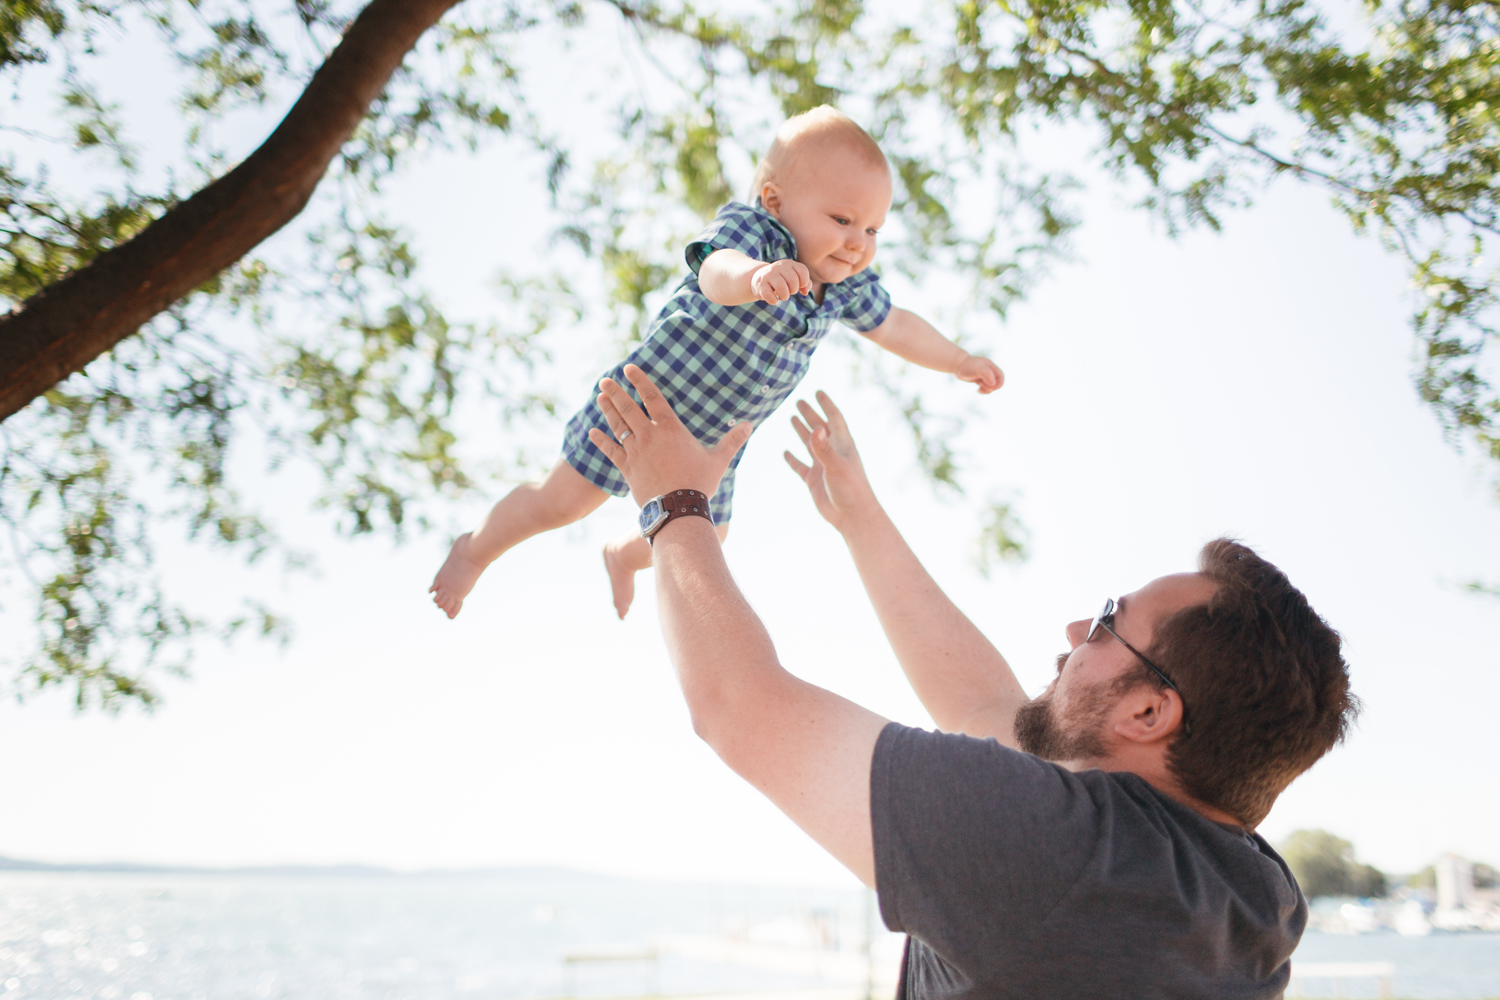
760, 183, 782, 216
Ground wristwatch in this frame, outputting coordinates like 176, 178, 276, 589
639, 489, 714, 543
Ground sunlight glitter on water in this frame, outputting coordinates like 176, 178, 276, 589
1, 870, 894, 1000
5, 870, 1499, 1000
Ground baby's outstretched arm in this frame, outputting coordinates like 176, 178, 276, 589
861, 307, 1004, 394
699, 248, 812, 306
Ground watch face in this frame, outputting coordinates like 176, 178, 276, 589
638, 498, 669, 537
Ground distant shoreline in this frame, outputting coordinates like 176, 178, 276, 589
0, 855, 619, 880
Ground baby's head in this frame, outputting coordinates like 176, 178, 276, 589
751, 106, 892, 285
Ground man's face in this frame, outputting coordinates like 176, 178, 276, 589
1014, 573, 1216, 762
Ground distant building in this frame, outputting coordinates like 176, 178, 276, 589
1436, 854, 1474, 912
1432, 853, 1500, 932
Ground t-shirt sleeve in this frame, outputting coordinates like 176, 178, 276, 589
685, 201, 792, 274
837, 270, 893, 332
870, 722, 1101, 959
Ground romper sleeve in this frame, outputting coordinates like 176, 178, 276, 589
836, 269, 893, 332
685, 201, 796, 274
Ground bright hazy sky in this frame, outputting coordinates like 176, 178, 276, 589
2, 5, 1497, 890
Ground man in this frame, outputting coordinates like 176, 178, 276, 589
586, 365, 1358, 999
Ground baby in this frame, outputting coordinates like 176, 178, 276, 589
430, 106, 1003, 619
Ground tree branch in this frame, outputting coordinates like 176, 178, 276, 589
0, 0, 465, 423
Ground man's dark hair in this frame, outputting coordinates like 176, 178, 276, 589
1144, 538, 1358, 827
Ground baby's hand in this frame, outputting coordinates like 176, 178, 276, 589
956, 354, 1005, 394
751, 259, 812, 304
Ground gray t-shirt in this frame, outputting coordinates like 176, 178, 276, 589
871, 723, 1306, 999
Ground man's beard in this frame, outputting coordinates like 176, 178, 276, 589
1012, 653, 1115, 761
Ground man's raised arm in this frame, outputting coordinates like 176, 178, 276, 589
587, 367, 889, 886
783, 394, 1029, 743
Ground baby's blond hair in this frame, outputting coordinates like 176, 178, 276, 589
749, 106, 888, 202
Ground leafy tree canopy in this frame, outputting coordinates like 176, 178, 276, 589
1281, 828, 1388, 899
1, 0, 1496, 709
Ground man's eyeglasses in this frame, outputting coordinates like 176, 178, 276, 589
1087, 598, 1191, 734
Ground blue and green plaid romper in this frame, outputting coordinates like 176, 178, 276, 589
561, 200, 893, 523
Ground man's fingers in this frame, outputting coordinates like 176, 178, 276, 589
597, 391, 629, 440
588, 427, 627, 470
621, 364, 676, 425
813, 390, 847, 431
796, 398, 828, 433
784, 450, 812, 480
598, 376, 649, 435
790, 415, 813, 448
713, 421, 754, 458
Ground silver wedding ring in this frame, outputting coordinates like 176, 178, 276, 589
618, 429, 633, 443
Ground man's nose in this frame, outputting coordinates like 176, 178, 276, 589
1064, 618, 1088, 649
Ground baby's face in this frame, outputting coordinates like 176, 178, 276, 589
762, 144, 892, 286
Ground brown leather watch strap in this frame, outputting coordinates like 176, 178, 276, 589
652, 489, 714, 543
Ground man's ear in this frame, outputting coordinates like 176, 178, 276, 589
760, 182, 782, 217
1114, 685, 1185, 745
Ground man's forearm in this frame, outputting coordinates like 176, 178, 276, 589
839, 498, 1029, 742
651, 514, 887, 884
653, 516, 783, 738
587, 365, 883, 884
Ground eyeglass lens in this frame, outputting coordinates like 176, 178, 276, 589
1087, 598, 1115, 642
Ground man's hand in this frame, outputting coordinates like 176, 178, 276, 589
587, 364, 754, 504
955, 354, 1005, 394
783, 392, 880, 533
750, 259, 812, 304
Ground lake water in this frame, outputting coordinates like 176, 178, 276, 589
2, 870, 1497, 999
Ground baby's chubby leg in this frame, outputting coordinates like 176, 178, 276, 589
429, 459, 608, 619
604, 522, 731, 620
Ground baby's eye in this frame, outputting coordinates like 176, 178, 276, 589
832, 216, 850, 225
866, 228, 880, 236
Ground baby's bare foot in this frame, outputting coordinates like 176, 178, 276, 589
602, 539, 638, 620
429, 532, 487, 619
